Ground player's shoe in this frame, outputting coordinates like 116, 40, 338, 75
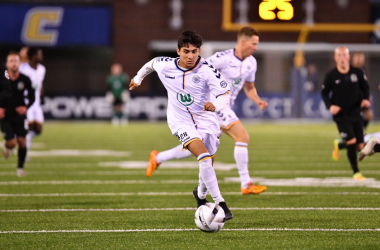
146, 150, 160, 178
353, 172, 366, 181
16, 168, 26, 177
332, 139, 341, 161
192, 187, 209, 208
241, 182, 267, 195
218, 201, 233, 222
359, 136, 380, 161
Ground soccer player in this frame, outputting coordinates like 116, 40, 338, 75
359, 134, 380, 161
351, 52, 373, 129
19, 48, 45, 151
322, 46, 370, 180
146, 26, 268, 195
105, 63, 130, 125
1, 51, 35, 176
129, 30, 233, 221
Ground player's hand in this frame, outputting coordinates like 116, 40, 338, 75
361, 99, 371, 108
16, 106, 27, 115
329, 105, 341, 115
257, 99, 268, 111
129, 79, 140, 91
0, 108, 5, 119
203, 102, 216, 112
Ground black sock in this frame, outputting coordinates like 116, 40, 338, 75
338, 142, 347, 149
374, 144, 380, 153
18, 147, 27, 169
347, 144, 359, 174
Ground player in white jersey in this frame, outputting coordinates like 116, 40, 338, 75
18, 48, 46, 151
129, 30, 233, 221
146, 27, 268, 195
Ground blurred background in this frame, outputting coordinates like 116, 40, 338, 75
1, 0, 379, 121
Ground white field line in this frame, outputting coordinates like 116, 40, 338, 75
0, 180, 198, 185
1, 207, 380, 213
1, 192, 380, 197
1, 228, 380, 234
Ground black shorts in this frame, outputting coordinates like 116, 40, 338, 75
0, 116, 28, 140
335, 120, 364, 143
113, 98, 123, 106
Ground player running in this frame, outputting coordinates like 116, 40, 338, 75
129, 30, 233, 221
19, 48, 46, 152
146, 26, 268, 195
1, 51, 35, 176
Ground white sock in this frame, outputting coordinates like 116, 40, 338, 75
197, 172, 208, 199
235, 142, 251, 188
198, 153, 224, 204
156, 144, 192, 164
26, 131, 36, 149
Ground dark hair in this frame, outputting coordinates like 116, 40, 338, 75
177, 30, 203, 49
7, 51, 20, 58
27, 47, 41, 60
238, 26, 259, 39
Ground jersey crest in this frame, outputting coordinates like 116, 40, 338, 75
177, 92, 194, 106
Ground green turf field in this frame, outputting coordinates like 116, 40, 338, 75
1, 121, 379, 249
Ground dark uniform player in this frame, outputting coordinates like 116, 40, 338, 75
322, 46, 370, 180
1, 51, 35, 177
0, 65, 12, 115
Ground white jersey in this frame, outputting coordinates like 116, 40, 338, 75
19, 62, 46, 106
207, 49, 257, 107
134, 56, 230, 135
364, 132, 380, 143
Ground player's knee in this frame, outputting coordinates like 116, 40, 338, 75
346, 137, 357, 145
6, 139, 16, 149
17, 138, 27, 148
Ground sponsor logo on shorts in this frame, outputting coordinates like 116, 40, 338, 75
340, 132, 347, 139
350, 74, 358, 82
177, 92, 194, 106
220, 80, 227, 88
192, 75, 200, 83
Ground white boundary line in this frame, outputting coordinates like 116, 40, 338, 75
1, 192, 380, 197
1, 228, 379, 234
1, 207, 380, 213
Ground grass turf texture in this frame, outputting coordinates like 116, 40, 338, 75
1, 121, 380, 249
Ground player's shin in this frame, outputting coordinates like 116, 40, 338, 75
197, 172, 208, 199
234, 142, 251, 187
156, 144, 192, 163
198, 154, 224, 204
18, 147, 27, 168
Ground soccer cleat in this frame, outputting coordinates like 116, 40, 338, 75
332, 139, 341, 161
353, 172, 366, 181
146, 150, 160, 178
16, 168, 26, 177
218, 201, 233, 222
241, 182, 267, 195
359, 136, 380, 161
192, 187, 208, 208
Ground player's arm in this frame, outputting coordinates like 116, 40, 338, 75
205, 70, 230, 112
321, 73, 340, 115
0, 67, 12, 101
359, 71, 370, 108
243, 81, 267, 111
26, 78, 35, 109
129, 58, 156, 91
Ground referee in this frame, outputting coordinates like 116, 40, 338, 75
322, 46, 370, 180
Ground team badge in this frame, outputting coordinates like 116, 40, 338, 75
17, 82, 25, 90
177, 91, 194, 106
220, 80, 227, 88
192, 75, 200, 83
233, 78, 241, 88
350, 74, 358, 82
4, 70, 9, 79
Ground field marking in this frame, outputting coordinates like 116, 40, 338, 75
27, 150, 130, 157
1, 177, 380, 189
1, 191, 380, 197
1, 207, 380, 213
1, 228, 379, 234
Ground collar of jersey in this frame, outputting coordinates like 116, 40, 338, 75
174, 56, 201, 72
233, 48, 243, 62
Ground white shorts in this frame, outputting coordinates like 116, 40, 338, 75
174, 126, 220, 156
215, 106, 240, 130
27, 105, 44, 123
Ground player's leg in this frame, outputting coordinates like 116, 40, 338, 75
359, 136, 380, 161
362, 107, 373, 129
219, 108, 266, 195
15, 116, 29, 176
146, 145, 193, 178
1, 120, 16, 159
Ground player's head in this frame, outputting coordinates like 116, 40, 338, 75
111, 63, 123, 75
334, 46, 350, 69
6, 51, 21, 73
237, 26, 260, 58
28, 47, 43, 63
177, 30, 202, 68
352, 52, 365, 69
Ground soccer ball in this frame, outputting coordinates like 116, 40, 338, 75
194, 202, 225, 233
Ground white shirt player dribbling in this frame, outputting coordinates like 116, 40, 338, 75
19, 62, 46, 123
